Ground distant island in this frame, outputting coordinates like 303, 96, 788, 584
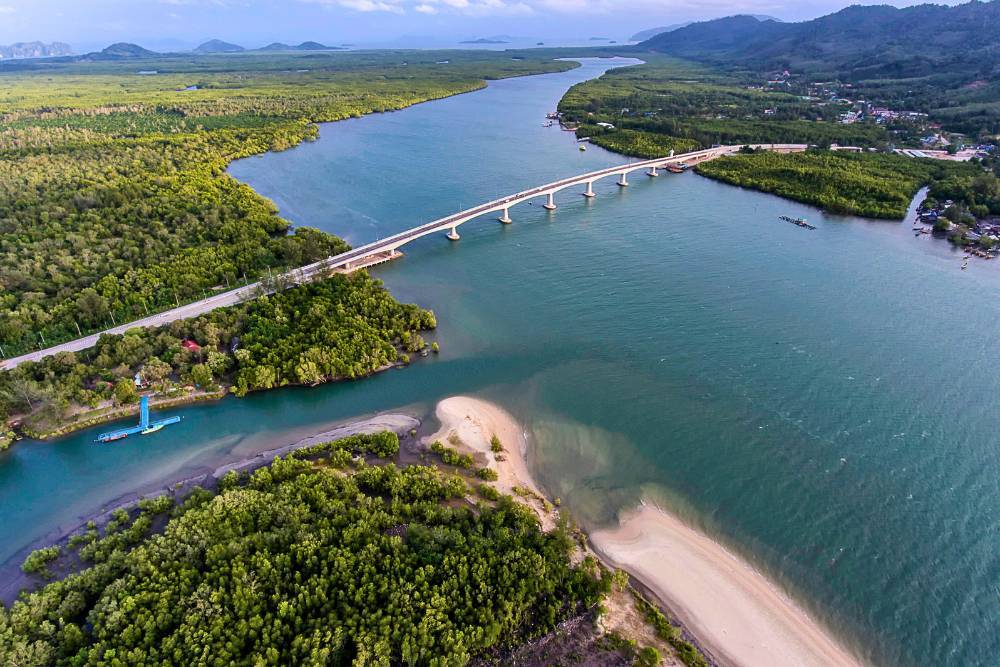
460, 38, 509, 44
194, 39, 245, 53
258, 41, 340, 51
84, 42, 158, 60
0, 41, 72, 59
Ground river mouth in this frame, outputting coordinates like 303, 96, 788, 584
5, 57, 1000, 667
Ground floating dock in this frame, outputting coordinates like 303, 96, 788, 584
96, 395, 181, 443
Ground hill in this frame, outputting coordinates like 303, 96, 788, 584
638, 2, 1000, 133
630, 15, 779, 42
258, 41, 337, 51
0, 41, 73, 59
88, 42, 158, 59
194, 39, 245, 53
630, 23, 691, 41
639, 3, 1000, 80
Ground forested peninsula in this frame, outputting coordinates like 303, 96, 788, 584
0, 51, 574, 447
1, 428, 705, 666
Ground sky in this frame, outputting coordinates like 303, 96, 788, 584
0, 0, 967, 52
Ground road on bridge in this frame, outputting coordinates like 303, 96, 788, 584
1, 144, 806, 371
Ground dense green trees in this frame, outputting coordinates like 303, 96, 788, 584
0, 51, 586, 437
0, 51, 573, 355
580, 127, 700, 160
0, 273, 435, 435
232, 275, 436, 396
926, 168, 1000, 218
696, 150, 986, 219
0, 434, 604, 665
558, 59, 891, 156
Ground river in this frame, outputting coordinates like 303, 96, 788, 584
3, 58, 1000, 667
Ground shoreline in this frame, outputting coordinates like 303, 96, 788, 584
3, 393, 863, 667
429, 395, 863, 667
590, 504, 865, 667
8, 359, 412, 449
0, 411, 420, 606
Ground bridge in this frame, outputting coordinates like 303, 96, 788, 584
1, 144, 807, 371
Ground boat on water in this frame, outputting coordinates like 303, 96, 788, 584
141, 424, 164, 435
579, 144, 587, 151
778, 215, 817, 230
665, 163, 688, 174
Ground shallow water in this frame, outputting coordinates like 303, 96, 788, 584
3, 57, 999, 667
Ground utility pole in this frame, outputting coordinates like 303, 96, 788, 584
74, 320, 82, 337
110, 312, 116, 327
39, 332, 46, 346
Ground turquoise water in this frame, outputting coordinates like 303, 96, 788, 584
3, 58, 999, 666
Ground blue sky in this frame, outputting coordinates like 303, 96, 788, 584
0, 0, 966, 51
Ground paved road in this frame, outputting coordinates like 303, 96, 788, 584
1, 144, 806, 371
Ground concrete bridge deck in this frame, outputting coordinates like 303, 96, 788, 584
1, 144, 806, 370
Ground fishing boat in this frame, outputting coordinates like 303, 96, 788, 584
141, 424, 165, 435
579, 144, 587, 151
665, 164, 685, 174
778, 215, 817, 230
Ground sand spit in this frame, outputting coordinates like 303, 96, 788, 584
591, 504, 864, 667
428, 396, 556, 530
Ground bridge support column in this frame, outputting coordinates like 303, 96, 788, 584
617, 172, 629, 187
389, 248, 400, 258
582, 181, 596, 198
446, 227, 460, 241
647, 166, 659, 177
543, 192, 557, 211
498, 207, 512, 224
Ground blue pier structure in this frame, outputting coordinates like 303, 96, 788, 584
96, 396, 181, 443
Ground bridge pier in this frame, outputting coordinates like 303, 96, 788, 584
498, 207, 512, 224
543, 192, 557, 211
582, 180, 596, 198
617, 172, 629, 187
647, 166, 659, 177
446, 227, 460, 241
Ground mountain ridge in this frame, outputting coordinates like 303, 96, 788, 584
0, 41, 73, 59
637, 2, 1000, 81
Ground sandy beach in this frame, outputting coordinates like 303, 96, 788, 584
433, 395, 863, 667
429, 396, 556, 529
591, 504, 864, 667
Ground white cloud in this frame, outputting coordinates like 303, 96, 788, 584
300, 0, 533, 15
299, 0, 407, 12
0, 5, 15, 13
